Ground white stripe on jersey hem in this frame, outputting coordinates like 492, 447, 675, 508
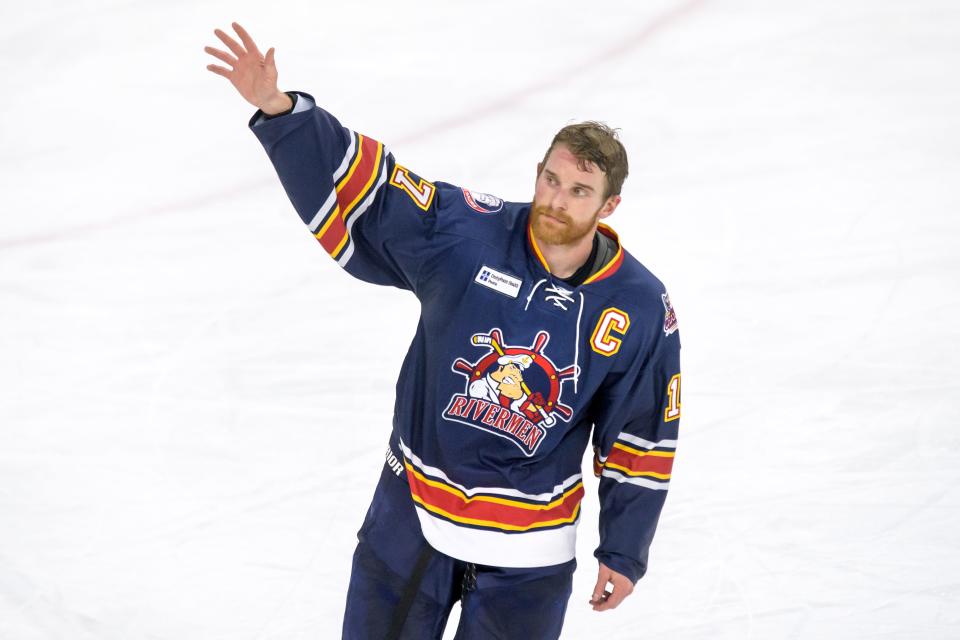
399, 439, 582, 503
617, 433, 678, 451
332, 131, 359, 182
336, 148, 390, 268
308, 190, 338, 233
414, 507, 578, 568
601, 468, 670, 491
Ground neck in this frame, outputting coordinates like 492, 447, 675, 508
535, 229, 596, 279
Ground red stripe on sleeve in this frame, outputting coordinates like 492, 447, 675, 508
336, 135, 381, 216
605, 446, 674, 477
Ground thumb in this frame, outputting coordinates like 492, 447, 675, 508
591, 566, 610, 603
265, 47, 276, 68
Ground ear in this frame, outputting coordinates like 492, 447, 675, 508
536, 161, 543, 178
598, 195, 621, 220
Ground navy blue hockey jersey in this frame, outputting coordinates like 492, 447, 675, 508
250, 93, 681, 583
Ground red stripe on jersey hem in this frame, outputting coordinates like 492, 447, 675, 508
405, 462, 584, 531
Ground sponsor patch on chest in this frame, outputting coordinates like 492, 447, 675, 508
474, 265, 522, 298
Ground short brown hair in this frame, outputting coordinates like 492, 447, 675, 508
540, 122, 629, 199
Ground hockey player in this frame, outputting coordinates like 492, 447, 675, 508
206, 22, 681, 639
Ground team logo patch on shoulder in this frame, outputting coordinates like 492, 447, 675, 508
462, 188, 503, 214
662, 293, 678, 336
444, 329, 578, 457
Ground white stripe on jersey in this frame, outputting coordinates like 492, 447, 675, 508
414, 504, 579, 568
618, 433, 677, 451
399, 439, 582, 503
601, 468, 670, 491
336, 149, 391, 268
332, 131, 359, 182
308, 190, 338, 234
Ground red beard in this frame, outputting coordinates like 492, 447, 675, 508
530, 203, 599, 246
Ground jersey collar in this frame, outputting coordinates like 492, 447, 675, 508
526, 220, 624, 285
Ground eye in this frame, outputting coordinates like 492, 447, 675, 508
546, 175, 557, 185
573, 187, 585, 196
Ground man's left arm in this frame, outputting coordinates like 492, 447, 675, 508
589, 301, 681, 611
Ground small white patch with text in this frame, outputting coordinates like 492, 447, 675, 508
474, 266, 522, 298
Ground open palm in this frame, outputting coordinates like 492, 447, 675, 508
205, 22, 289, 113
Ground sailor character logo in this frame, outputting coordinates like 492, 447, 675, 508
461, 188, 504, 214
443, 329, 577, 456
662, 292, 678, 336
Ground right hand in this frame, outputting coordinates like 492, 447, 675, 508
204, 22, 292, 115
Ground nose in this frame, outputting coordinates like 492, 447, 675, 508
548, 189, 567, 212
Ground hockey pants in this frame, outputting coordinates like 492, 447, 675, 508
342, 456, 575, 639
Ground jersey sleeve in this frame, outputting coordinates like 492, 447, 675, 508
249, 91, 440, 292
590, 299, 681, 584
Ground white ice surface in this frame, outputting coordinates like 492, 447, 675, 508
2, 0, 959, 638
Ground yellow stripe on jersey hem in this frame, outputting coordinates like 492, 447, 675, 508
405, 462, 582, 511
411, 494, 582, 532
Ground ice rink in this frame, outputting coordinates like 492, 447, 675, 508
2, 0, 959, 637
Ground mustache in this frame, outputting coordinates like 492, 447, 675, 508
532, 205, 570, 224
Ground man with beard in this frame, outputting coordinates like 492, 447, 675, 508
206, 22, 681, 640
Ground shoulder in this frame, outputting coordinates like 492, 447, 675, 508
596, 249, 669, 309
590, 248, 679, 347
431, 182, 530, 244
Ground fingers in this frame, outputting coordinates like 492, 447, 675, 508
204, 46, 237, 68
206, 64, 231, 78
231, 22, 262, 58
214, 27, 245, 58
592, 581, 629, 611
590, 566, 610, 608
590, 564, 634, 612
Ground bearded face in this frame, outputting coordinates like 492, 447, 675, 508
531, 144, 615, 248
529, 202, 601, 246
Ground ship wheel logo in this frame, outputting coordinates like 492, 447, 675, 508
442, 328, 578, 456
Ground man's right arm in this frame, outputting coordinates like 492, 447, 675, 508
250, 92, 441, 291
206, 23, 445, 292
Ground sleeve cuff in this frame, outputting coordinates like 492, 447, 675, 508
251, 92, 315, 127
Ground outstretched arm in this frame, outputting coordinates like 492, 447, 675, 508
204, 22, 449, 293
204, 22, 292, 115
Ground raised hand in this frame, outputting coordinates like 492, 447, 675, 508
205, 22, 292, 115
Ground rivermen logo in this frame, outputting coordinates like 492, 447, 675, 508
443, 329, 578, 456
